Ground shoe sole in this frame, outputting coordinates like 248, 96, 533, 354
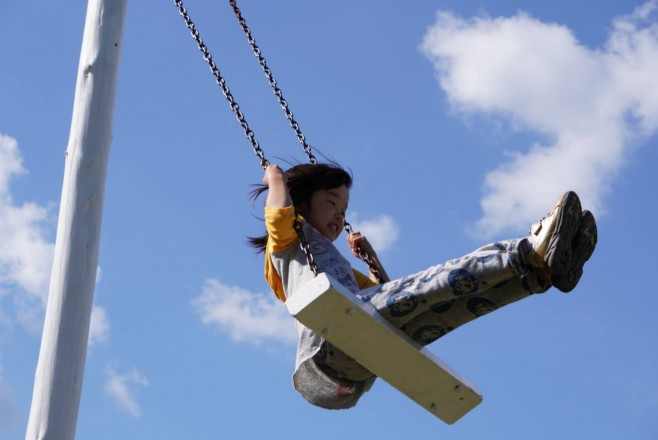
553, 210, 597, 292
543, 191, 582, 275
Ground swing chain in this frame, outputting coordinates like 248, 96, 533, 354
229, 0, 318, 165
344, 222, 385, 284
175, 0, 384, 283
174, 0, 269, 169
174, 0, 321, 274
229, 0, 385, 284
293, 215, 319, 276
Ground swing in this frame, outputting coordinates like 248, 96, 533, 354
174, 0, 483, 423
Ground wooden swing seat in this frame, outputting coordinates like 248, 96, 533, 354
286, 273, 483, 424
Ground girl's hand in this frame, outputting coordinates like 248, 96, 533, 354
264, 164, 292, 208
263, 163, 285, 187
348, 231, 391, 283
348, 231, 375, 259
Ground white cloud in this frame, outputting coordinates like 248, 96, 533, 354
0, 134, 54, 331
104, 366, 149, 418
422, 1, 658, 238
0, 135, 25, 195
0, 134, 111, 341
88, 305, 110, 347
347, 213, 400, 252
192, 278, 296, 346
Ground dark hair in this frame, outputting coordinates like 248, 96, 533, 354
248, 163, 353, 253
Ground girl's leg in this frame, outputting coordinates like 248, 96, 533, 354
356, 239, 547, 327
399, 272, 547, 345
316, 240, 548, 382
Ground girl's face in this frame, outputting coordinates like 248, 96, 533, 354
300, 185, 350, 242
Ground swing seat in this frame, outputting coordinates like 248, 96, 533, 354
286, 273, 483, 424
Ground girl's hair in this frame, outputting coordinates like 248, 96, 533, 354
248, 162, 353, 253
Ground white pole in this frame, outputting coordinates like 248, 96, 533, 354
25, 1, 126, 439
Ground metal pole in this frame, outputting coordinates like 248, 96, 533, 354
25, 0, 126, 438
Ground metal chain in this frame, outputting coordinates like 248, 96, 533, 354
294, 217, 319, 276
174, 0, 382, 283
174, 0, 269, 169
229, 0, 317, 165
228, 0, 385, 283
174, 0, 318, 275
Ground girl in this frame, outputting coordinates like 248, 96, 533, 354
250, 162, 597, 410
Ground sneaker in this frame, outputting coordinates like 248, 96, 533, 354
527, 191, 582, 276
552, 210, 597, 292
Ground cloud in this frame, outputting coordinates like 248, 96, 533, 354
0, 134, 54, 331
89, 305, 110, 347
104, 366, 149, 418
0, 134, 111, 344
422, 1, 658, 238
0, 135, 25, 195
347, 213, 400, 252
192, 278, 296, 346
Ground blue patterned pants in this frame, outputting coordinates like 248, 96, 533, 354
318, 239, 549, 380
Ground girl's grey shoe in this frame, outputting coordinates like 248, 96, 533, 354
528, 191, 583, 276
552, 210, 598, 292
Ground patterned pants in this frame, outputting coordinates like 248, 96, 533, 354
318, 239, 550, 381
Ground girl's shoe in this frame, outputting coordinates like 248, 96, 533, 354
527, 191, 582, 276
552, 210, 597, 292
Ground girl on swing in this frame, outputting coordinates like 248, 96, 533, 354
250, 162, 597, 410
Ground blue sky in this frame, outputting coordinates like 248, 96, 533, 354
2, 0, 658, 438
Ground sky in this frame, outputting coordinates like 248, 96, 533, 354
1, 0, 658, 438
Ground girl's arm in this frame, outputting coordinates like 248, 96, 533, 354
264, 164, 292, 208
348, 232, 391, 284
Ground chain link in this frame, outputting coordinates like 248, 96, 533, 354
174, 0, 269, 169
294, 216, 319, 276
229, 0, 317, 165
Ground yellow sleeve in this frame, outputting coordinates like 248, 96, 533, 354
353, 269, 378, 290
265, 206, 298, 253
264, 206, 299, 301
